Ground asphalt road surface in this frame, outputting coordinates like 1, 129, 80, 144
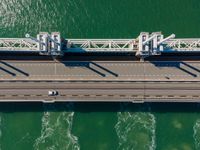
0, 60, 200, 81
0, 60, 200, 102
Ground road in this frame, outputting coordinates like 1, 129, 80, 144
0, 81, 200, 103
0, 81, 200, 102
0, 60, 200, 102
0, 60, 200, 81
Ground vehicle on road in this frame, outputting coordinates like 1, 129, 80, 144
48, 90, 58, 96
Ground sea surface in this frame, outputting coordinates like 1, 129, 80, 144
0, 0, 200, 150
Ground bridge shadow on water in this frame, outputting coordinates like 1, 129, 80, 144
1, 102, 200, 113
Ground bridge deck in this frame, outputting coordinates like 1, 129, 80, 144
0, 60, 200, 102
0, 81, 200, 103
0, 60, 200, 81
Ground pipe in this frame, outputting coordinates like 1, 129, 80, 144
48, 36, 60, 46
25, 33, 45, 45
158, 34, 175, 45
142, 34, 157, 45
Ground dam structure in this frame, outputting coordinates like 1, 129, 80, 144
1, 32, 200, 58
0, 32, 200, 103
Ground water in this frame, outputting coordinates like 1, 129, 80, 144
34, 103, 79, 150
115, 103, 156, 150
1, 0, 200, 149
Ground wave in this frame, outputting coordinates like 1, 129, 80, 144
193, 119, 200, 150
115, 103, 156, 150
0, 116, 2, 150
34, 103, 79, 150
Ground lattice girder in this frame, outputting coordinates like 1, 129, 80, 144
163, 39, 200, 51
0, 38, 39, 51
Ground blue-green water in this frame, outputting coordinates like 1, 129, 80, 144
1, 0, 200, 149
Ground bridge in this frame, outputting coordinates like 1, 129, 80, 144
0, 32, 200, 58
0, 32, 200, 103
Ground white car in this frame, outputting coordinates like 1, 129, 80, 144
48, 90, 58, 96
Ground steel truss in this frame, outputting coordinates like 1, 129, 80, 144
0, 38, 39, 52
66, 39, 138, 52
163, 39, 200, 52
0, 32, 200, 57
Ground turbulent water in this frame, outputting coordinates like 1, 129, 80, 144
34, 103, 79, 150
193, 119, 200, 150
1, 0, 200, 150
115, 104, 156, 150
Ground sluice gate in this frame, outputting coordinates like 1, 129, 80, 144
0, 32, 200, 59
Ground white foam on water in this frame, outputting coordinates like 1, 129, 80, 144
34, 103, 80, 150
0, 116, 2, 150
115, 104, 156, 150
193, 119, 200, 150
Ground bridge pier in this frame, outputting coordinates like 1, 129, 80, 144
136, 32, 175, 59
36, 32, 62, 56
37, 32, 49, 55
